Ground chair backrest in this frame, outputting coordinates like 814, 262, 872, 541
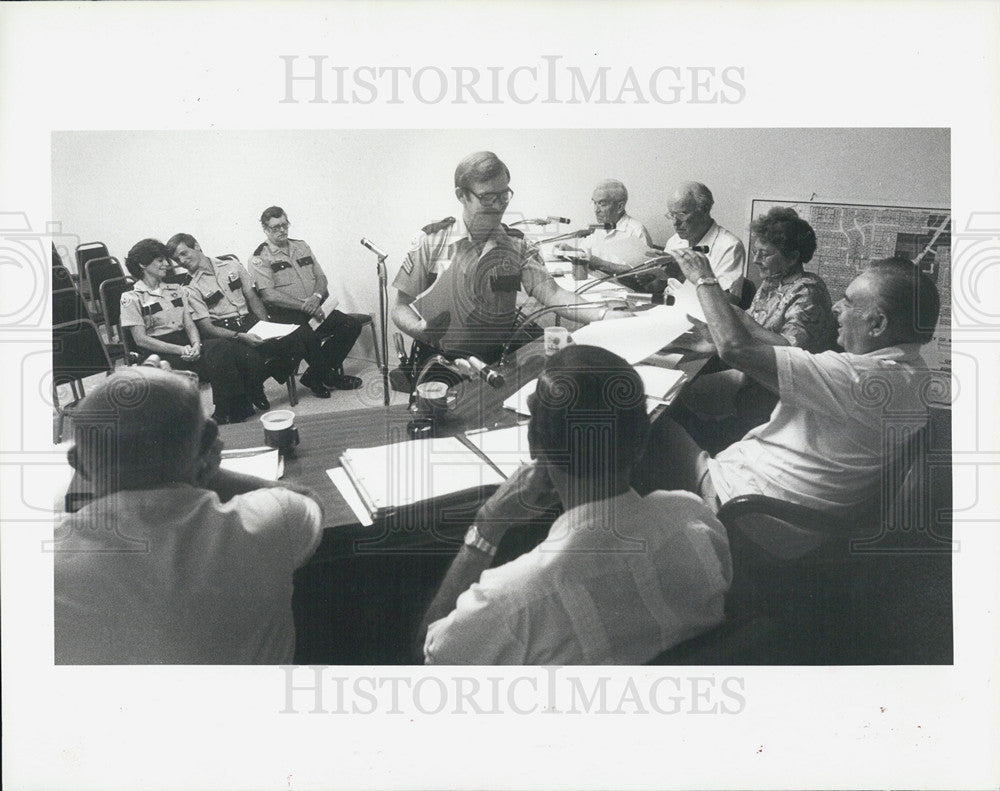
85, 256, 125, 304
99, 276, 134, 340
53, 287, 90, 325
75, 242, 110, 275
52, 263, 76, 292
52, 319, 114, 386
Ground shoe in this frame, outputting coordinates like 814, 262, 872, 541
325, 372, 363, 390
250, 390, 270, 411
300, 369, 332, 398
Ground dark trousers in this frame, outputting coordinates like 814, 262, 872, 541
267, 307, 362, 374
215, 315, 311, 386
153, 331, 244, 406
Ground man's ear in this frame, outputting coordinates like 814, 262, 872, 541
869, 309, 890, 338
198, 417, 219, 457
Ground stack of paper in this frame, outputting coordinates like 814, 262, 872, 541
463, 424, 533, 477
220, 447, 283, 480
334, 436, 505, 521
569, 304, 693, 364
241, 321, 298, 341
502, 368, 685, 417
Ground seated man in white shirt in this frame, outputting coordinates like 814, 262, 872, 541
633, 253, 942, 516
54, 366, 324, 664
663, 181, 747, 299
421, 344, 732, 665
558, 179, 653, 276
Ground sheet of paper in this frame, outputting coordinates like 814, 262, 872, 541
667, 277, 707, 323
219, 447, 283, 480
569, 304, 693, 364
338, 435, 505, 514
502, 378, 537, 417
327, 466, 374, 527
633, 365, 687, 401
241, 320, 299, 340
308, 294, 341, 329
464, 423, 533, 477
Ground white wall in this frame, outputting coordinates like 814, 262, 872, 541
52, 128, 949, 353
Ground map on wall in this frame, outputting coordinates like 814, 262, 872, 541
750, 200, 951, 373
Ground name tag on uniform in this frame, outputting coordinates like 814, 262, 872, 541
270, 260, 292, 273
205, 290, 224, 307
141, 303, 163, 316
296, 256, 314, 268
228, 277, 243, 291
171, 297, 184, 308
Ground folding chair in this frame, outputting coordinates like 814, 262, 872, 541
52, 287, 90, 325
74, 242, 110, 300
52, 263, 77, 293
99, 276, 135, 364
84, 256, 125, 322
52, 319, 115, 442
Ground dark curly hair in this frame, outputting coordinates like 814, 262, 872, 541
124, 238, 171, 279
751, 206, 817, 265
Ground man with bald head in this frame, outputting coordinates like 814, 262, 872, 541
664, 181, 746, 298
560, 179, 653, 276
54, 366, 323, 664
634, 254, 941, 518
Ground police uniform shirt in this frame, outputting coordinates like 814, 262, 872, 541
392, 217, 551, 355
119, 280, 191, 337
186, 259, 253, 323
248, 239, 321, 303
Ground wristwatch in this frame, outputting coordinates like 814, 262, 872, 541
464, 524, 498, 557
695, 275, 719, 288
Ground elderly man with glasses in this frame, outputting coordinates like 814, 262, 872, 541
391, 151, 626, 376
663, 181, 747, 300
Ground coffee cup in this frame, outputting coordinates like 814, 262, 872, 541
261, 409, 299, 456
544, 325, 572, 356
415, 381, 456, 419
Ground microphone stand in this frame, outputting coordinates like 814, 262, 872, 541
573, 256, 679, 299
374, 252, 391, 406
496, 300, 622, 370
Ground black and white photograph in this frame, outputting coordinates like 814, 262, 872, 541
2, 2, 998, 790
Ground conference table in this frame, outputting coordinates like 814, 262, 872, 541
217, 338, 712, 663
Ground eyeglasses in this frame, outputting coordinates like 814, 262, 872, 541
667, 211, 694, 222
265, 221, 289, 232
468, 188, 514, 207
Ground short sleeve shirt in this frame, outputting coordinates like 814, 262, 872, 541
392, 218, 552, 355
119, 280, 191, 337
186, 258, 253, 322
747, 270, 837, 353
54, 486, 323, 664
708, 344, 934, 512
580, 213, 653, 260
665, 221, 747, 293
248, 239, 320, 302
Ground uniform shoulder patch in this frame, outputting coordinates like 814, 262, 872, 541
252, 242, 267, 256
502, 223, 525, 239
421, 216, 456, 235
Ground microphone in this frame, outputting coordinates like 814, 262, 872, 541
509, 216, 572, 227
360, 238, 388, 258
547, 216, 571, 225
467, 355, 505, 388
535, 227, 599, 245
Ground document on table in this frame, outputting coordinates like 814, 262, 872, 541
503, 372, 683, 416
220, 447, 283, 480
334, 435, 505, 520
569, 304, 693, 364
241, 321, 299, 341
463, 423, 533, 478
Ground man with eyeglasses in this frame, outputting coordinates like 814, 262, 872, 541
557, 179, 652, 276
392, 151, 624, 373
663, 181, 746, 300
248, 206, 363, 394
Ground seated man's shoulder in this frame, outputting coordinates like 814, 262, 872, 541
421, 216, 456, 236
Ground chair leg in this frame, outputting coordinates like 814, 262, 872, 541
286, 376, 298, 407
